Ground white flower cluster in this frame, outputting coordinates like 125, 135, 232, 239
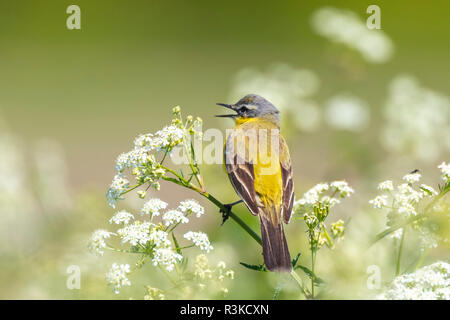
194, 254, 235, 295
295, 180, 354, 213
106, 263, 131, 294
88, 229, 113, 256
109, 210, 134, 225
106, 111, 192, 208
438, 162, 450, 182
311, 6, 394, 63
141, 198, 168, 216
162, 209, 189, 226
324, 94, 370, 132
117, 221, 153, 246
106, 174, 129, 208
369, 171, 438, 218
381, 76, 450, 162
178, 199, 205, 218
152, 248, 183, 272
294, 181, 353, 249
184, 231, 213, 253
89, 197, 214, 294
378, 261, 450, 300
369, 165, 447, 248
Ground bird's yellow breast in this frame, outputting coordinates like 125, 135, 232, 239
228, 117, 283, 209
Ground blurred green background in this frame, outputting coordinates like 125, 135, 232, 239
0, 0, 449, 299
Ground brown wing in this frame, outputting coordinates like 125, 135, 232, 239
225, 133, 260, 216
280, 136, 294, 224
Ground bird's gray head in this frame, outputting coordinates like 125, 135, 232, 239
216, 94, 280, 121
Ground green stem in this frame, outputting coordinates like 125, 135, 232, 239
395, 228, 406, 276
311, 249, 316, 299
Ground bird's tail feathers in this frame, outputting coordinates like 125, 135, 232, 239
259, 208, 292, 272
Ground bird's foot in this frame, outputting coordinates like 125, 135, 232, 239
220, 204, 232, 226
219, 200, 243, 226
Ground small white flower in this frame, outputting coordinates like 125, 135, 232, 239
397, 202, 417, 217
378, 180, 394, 192
109, 210, 134, 225
178, 199, 205, 218
369, 195, 388, 209
330, 180, 354, 198
184, 231, 213, 253
106, 174, 130, 208
152, 248, 183, 271
106, 263, 131, 294
117, 221, 152, 246
162, 209, 189, 226
88, 229, 113, 256
438, 162, 450, 182
148, 229, 171, 248
141, 198, 168, 216
403, 172, 421, 184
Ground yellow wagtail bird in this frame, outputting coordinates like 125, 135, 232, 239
216, 94, 294, 272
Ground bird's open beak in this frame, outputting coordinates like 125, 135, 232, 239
215, 103, 238, 118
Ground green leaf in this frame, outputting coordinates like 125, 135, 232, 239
295, 265, 325, 285
172, 233, 182, 254
291, 252, 301, 268
239, 262, 268, 272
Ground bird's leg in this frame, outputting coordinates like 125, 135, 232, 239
220, 200, 243, 225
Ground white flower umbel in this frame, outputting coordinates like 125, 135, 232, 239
178, 199, 205, 218
106, 174, 130, 208
152, 248, 183, 272
162, 209, 189, 226
184, 231, 213, 253
369, 195, 388, 209
106, 263, 131, 294
403, 172, 421, 184
330, 181, 354, 198
141, 198, 168, 217
438, 162, 450, 182
378, 261, 450, 300
311, 7, 394, 63
378, 180, 394, 192
109, 210, 134, 225
148, 229, 171, 248
117, 221, 152, 247
88, 229, 113, 256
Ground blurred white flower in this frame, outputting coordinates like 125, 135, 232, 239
228, 63, 321, 131
106, 263, 131, 294
438, 162, 450, 182
378, 261, 450, 300
378, 180, 394, 192
89, 230, 113, 256
311, 6, 394, 63
382, 75, 450, 162
324, 94, 370, 132
403, 172, 421, 184
184, 231, 213, 253
369, 195, 388, 209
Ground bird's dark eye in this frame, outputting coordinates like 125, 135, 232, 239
240, 106, 249, 112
